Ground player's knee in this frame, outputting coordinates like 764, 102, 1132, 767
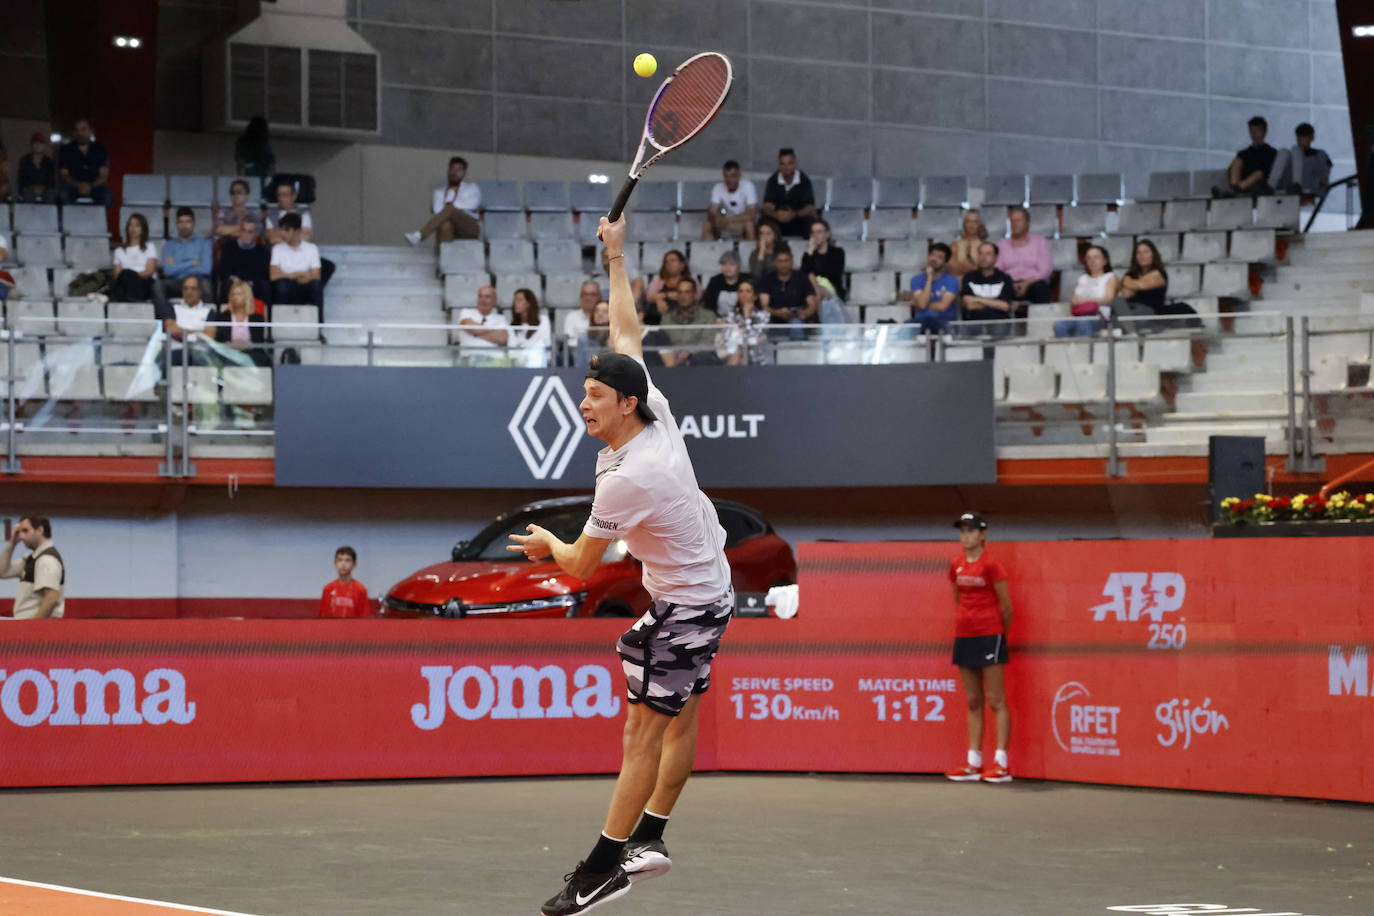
965, 693, 984, 712
985, 693, 1007, 712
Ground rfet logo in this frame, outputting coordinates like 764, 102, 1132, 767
1051, 681, 1121, 756
412, 664, 621, 730
0, 668, 196, 727
1329, 645, 1371, 697
1092, 572, 1186, 622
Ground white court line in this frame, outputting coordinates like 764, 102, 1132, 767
0, 876, 263, 915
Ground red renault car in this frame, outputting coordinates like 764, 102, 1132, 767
382, 495, 796, 619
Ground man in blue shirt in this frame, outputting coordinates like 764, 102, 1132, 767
158, 207, 215, 306
908, 242, 961, 334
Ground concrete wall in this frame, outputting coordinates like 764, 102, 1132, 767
346, 0, 1354, 187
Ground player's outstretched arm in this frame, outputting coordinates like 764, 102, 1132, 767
597, 216, 643, 358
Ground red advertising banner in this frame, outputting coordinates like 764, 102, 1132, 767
1, 538, 1370, 801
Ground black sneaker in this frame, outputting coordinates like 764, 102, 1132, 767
622, 839, 671, 884
540, 861, 631, 915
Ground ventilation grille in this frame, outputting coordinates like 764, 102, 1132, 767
228, 42, 377, 134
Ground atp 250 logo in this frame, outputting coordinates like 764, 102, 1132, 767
1092, 572, 1188, 650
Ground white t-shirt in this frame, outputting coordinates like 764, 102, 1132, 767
432, 183, 481, 217
710, 180, 758, 215
1074, 271, 1115, 302
265, 207, 312, 231
173, 302, 214, 331
455, 307, 510, 348
270, 241, 322, 274
509, 320, 551, 349
583, 357, 730, 606
114, 243, 157, 272
562, 307, 593, 346
2, 541, 65, 619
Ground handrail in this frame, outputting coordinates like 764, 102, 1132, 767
1320, 456, 1374, 498
1302, 173, 1359, 233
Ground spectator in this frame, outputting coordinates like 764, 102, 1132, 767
661, 277, 721, 366
213, 179, 258, 242
908, 243, 961, 335
269, 212, 324, 322
761, 148, 816, 238
456, 284, 510, 351
747, 220, 791, 280
265, 182, 311, 245
1274, 122, 1333, 196
1117, 239, 1169, 324
759, 249, 817, 337
110, 213, 159, 303
960, 241, 1016, 333
584, 300, 612, 349
702, 159, 757, 240
211, 279, 270, 367
16, 133, 57, 203
57, 117, 112, 207
159, 207, 214, 305
1215, 116, 1277, 198
644, 248, 689, 321
996, 206, 1052, 304
509, 287, 551, 367
719, 279, 770, 366
1054, 244, 1117, 338
562, 280, 601, 352
947, 209, 988, 277
1, 515, 64, 619
318, 546, 371, 618
801, 218, 846, 300
405, 156, 481, 246
593, 246, 643, 304
156, 274, 215, 366
703, 250, 747, 317
215, 214, 271, 306
235, 117, 275, 189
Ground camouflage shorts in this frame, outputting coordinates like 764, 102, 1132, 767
616, 588, 733, 717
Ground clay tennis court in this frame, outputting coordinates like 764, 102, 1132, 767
3, 774, 1369, 915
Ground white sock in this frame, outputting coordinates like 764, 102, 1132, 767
967, 749, 983, 768
995, 749, 1008, 768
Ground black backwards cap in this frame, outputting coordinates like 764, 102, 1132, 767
954, 512, 988, 530
586, 353, 658, 424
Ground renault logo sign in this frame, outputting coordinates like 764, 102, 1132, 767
508, 376, 584, 480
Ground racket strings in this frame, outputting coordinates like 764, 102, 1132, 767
649, 57, 730, 146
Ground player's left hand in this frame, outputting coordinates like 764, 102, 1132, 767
507, 524, 555, 561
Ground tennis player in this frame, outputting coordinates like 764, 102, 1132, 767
944, 512, 1014, 783
509, 214, 733, 915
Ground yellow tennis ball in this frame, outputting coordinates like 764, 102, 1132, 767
634, 53, 657, 78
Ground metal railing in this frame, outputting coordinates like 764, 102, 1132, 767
1303, 173, 1360, 233
2, 309, 1368, 478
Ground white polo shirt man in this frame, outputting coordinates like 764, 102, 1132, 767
1, 520, 65, 619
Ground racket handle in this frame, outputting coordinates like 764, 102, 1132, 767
607, 176, 639, 223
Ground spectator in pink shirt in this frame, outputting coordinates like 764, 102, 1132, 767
995, 206, 1052, 304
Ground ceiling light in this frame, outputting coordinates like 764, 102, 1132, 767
1353, 24, 1374, 37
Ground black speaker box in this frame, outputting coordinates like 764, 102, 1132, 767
1208, 435, 1265, 522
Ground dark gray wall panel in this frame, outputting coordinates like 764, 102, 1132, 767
381, 87, 494, 151
748, 1, 870, 65
1208, 45, 1311, 105
360, 24, 492, 92
1099, 0, 1206, 39
987, 79, 1099, 141
359, 0, 492, 30
1101, 89, 1207, 149
750, 59, 870, 122
497, 96, 625, 160
494, 0, 623, 41
988, 23, 1097, 84
1099, 35, 1207, 95
626, 0, 752, 54
495, 37, 621, 102
872, 69, 985, 131
870, 11, 986, 73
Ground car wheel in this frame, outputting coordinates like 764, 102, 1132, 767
594, 600, 634, 618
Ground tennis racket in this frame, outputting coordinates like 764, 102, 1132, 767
607, 51, 734, 221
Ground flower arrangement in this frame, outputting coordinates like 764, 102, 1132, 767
1218, 491, 1374, 525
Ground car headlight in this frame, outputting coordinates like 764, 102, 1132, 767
458, 591, 587, 618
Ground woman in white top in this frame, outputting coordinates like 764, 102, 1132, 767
508, 287, 551, 368
111, 212, 159, 303
1054, 244, 1118, 338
